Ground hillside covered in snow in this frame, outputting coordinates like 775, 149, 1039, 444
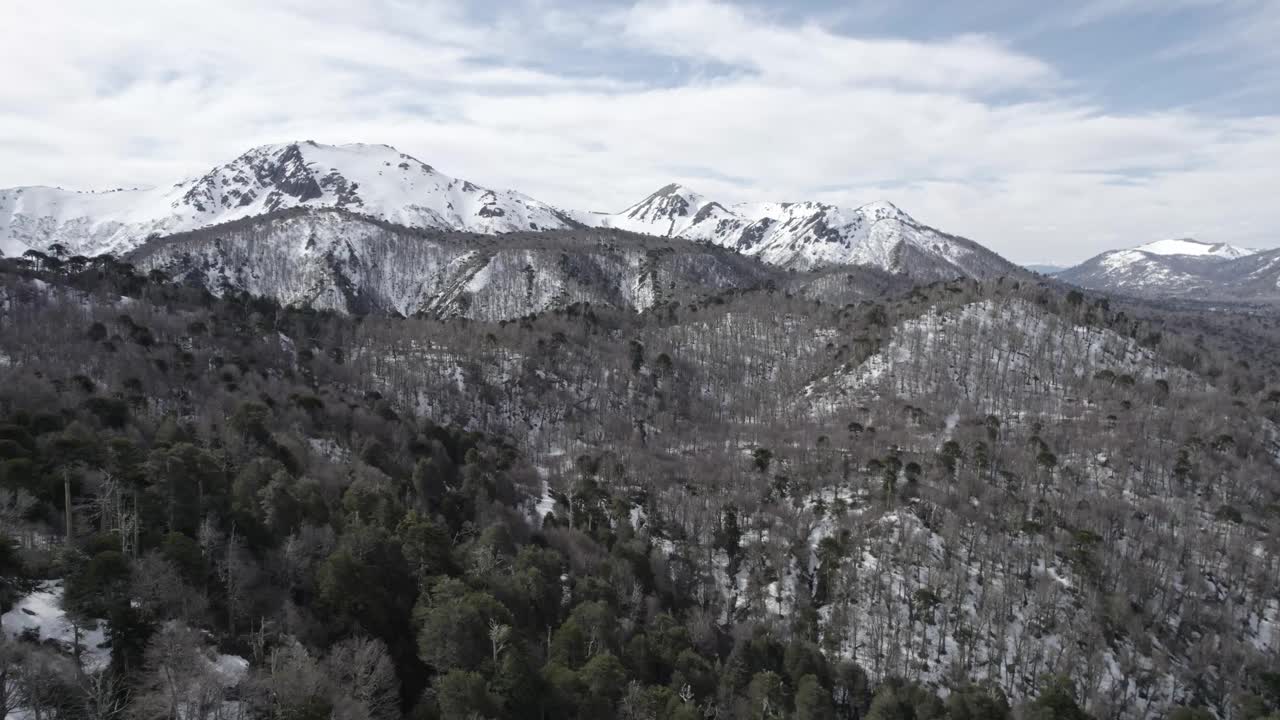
1059, 238, 1280, 302
127, 208, 780, 319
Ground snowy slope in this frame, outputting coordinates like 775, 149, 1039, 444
1, 580, 110, 671
0, 142, 577, 257
579, 185, 1020, 279
130, 209, 775, 319
584, 183, 717, 236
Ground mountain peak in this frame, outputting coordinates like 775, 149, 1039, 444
652, 182, 697, 196
1057, 235, 1270, 299
609, 182, 712, 235
1135, 237, 1254, 259
1, 140, 1011, 280
856, 199, 912, 222
858, 199, 899, 211
631, 182, 707, 211
1, 140, 573, 256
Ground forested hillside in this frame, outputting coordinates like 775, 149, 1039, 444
125, 210, 787, 319
1, 253, 1278, 720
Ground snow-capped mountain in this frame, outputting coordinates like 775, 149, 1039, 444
0, 142, 577, 258
586, 183, 715, 237
1130, 237, 1254, 259
2, 141, 1022, 285
575, 183, 1020, 279
1057, 237, 1279, 300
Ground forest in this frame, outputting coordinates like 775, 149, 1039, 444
1, 249, 1278, 720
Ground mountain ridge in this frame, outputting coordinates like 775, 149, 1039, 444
0, 141, 579, 259
123, 206, 793, 319
574, 182, 1019, 279
2, 141, 1020, 283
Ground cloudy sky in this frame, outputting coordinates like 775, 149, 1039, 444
3, 0, 1279, 264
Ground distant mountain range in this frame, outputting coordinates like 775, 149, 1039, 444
1057, 238, 1280, 302
1, 141, 1019, 289
10, 141, 1276, 308
1022, 264, 1066, 275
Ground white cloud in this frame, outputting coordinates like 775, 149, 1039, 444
614, 0, 1056, 92
1, 0, 1278, 264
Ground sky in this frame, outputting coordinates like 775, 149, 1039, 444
2, 0, 1279, 264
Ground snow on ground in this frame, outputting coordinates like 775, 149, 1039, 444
533, 479, 558, 523
306, 437, 350, 463
0, 234, 30, 258
1, 580, 110, 671
209, 649, 250, 686
938, 409, 959, 449
2, 581, 250, 714
1100, 249, 1152, 271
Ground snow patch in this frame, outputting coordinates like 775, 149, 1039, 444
1, 580, 111, 671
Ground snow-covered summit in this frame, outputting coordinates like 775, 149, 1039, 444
580, 185, 1015, 278
0, 141, 576, 257
601, 183, 715, 236
1133, 238, 1254, 259
2, 143, 1019, 281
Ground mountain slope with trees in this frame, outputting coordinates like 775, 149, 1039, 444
1, 250, 1278, 720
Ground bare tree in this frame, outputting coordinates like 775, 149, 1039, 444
132, 552, 204, 624
324, 637, 399, 720
1, 635, 24, 720
131, 624, 223, 720
251, 640, 329, 720
79, 669, 131, 720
